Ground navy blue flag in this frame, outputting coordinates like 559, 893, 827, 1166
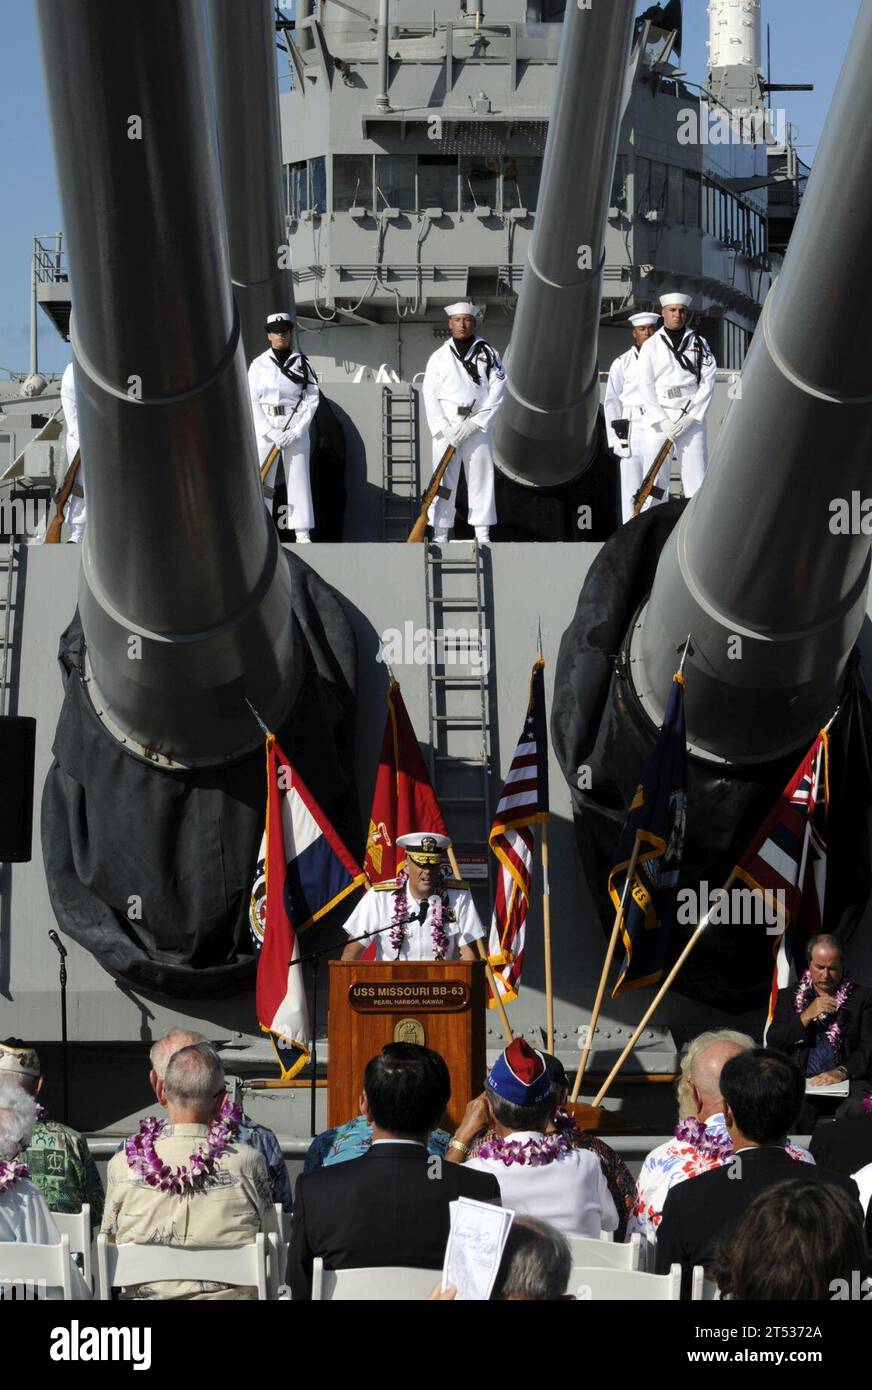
609, 671, 688, 995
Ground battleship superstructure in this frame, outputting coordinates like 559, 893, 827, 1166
0, 0, 841, 1156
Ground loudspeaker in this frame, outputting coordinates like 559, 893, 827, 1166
0, 716, 36, 862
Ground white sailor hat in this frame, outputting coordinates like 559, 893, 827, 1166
265, 311, 294, 331
396, 831, 450, 866
445, 301, 480, 319
628, 312, 660, 327
659, 293, 693, 309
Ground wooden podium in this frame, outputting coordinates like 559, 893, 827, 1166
328, 960, 487, 1130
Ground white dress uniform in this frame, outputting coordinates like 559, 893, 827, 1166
466, 1139, 619, 1239
603, 346, 662, 523
248, 348, 320, 536
343, 882, 486, 961
636, 325, 717, 498
422, 335, 506, 535
59, 362, 86, 543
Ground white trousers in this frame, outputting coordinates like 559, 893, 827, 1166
428, 431, 497, 532
63, 440, 86, 543
639, 419, 708, 500
258, 437, 314, 533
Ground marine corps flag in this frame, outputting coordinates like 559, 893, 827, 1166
610, 670, 688, 996
250, 735, 366, 1077
364, 678, 447, 882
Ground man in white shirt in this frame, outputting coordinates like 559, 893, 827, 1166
421, 301, 506, 544
451, 1039, 618, 1239
603, 311, 661, 523
248, 310, 320, 542
636, 292, 717, 499
59, 361, 86, 543
340, 832, 486, 962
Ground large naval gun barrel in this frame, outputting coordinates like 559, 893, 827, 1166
629, 0, 872, 764
37, 0, 298, 766
208, 0, 297, 363
491, 0, 636, 488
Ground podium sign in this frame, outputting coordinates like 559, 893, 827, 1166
328, 960, 487, 1130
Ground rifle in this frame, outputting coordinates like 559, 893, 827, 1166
407, 444, 457, 543
44, 450, 82, 545
260, 444, 280, 484
632, 438, 673, 517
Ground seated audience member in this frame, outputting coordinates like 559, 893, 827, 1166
809, 1095, 872, 1176
491, 1217, 573, 1302
1, 1038, 104, 1228
715, 1179, 869, 1300
629, 1030, 812, 1244
0, 1077, 91, 1299
656, 1048, 860, 1294
767, 935, 872, 1124
102, 1044, 278, 1300
450, 1039, 618, 1238
287, 1043, 500, 1301
148, 1029, 292, 1212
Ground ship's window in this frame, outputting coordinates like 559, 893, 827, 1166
418, 155, 458, 213
668, 165, 683, 224
285, 161, 307, 220
460, 156, 498, 213
649, 161, 668, 216
309, 157, 327, 214
502, 156, 541, 213
635, 156, 651, 214
685, 172, 701, 228
375, 154, 415, 211
333, 154, 373, 211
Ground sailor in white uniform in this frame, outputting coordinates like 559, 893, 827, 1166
248, 311, 320, 542
637, 292, 717, 500
340, 832, 486, 962
59, 362, 86, 543
603, 312, 661, 523
422, 301, 506, 544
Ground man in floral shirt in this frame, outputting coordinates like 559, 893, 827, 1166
627, 1029, 814, 1247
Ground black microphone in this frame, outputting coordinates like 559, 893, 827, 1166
48, 930, 68, 959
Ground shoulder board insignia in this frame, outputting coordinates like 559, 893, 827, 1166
442, 878, 470, 890
372, 879, 400, 892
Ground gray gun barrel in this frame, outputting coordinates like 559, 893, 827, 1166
208, 0, 297, 363
492, 0, 635, 487
629, 0, 872, 763
37, 0, 299, 767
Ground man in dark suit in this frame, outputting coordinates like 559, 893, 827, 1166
767, 935, 872, 1123
810, 1111, 872, 1175
287, 1043, 500, 1299
656, 1048, 860, 1295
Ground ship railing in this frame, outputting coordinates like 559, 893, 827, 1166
32, 233, 67, 285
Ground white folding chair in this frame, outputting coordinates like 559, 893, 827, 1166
311, 1257, 438, 1301
0, 1234, 73, 1298
566, 1232, 643, 1272
97, 1233, 270, 1300
52, 1204, 92, 1290
569, 1262, 705, 1300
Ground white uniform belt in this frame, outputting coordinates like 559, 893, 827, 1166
658, 386, 693, 401
264, 404, 290, 417
441, 401, 476, 417
624, 405, 646, 419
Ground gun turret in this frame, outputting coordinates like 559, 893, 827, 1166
491, 0, 636, 488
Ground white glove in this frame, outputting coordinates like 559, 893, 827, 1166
457, 417, 480, 444
666, 413, 694, 443
443, 421, 464, 448
266, 427, 286, 447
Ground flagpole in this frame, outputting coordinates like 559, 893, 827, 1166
570, 834, 642, 1104
446, 842, 512, 1045
541, 818, 554, 1055
591, 870, 738, 1107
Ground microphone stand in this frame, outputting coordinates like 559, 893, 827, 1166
47, 931, 69, 1123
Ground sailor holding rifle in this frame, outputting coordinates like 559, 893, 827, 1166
248, 310, 320, 543
636, 292, 717, 500
603, 311, 661, 523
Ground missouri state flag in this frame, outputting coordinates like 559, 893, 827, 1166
250, 735, 366, 1077
610, 670, 688, 996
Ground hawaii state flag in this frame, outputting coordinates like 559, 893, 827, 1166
487, 657, 549, 1005
610, 670, 688, 996
250, 735, 367, 1077
364, 678, 447, 883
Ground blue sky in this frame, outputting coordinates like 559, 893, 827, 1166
0, 0, 862, 375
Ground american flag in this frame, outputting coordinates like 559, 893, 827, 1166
731, 728, 830, 1026
487, 658, 549, 1004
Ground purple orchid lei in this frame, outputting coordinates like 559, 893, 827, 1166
0, 1160, 29, 1195
124, 1100, 242, 1195
673, 1116, 732, 1161
389, 870, 450, 960
476, 1128, 574, 1168
794, 971, 854, 1052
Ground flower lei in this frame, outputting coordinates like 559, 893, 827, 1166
124, 1100, 241, 1195
0, 1160, 29, 1195
389, 869, 450, 960
794, 971, 854, 1052
476, 1128, 574, 1168
673, 1116, 732, 1161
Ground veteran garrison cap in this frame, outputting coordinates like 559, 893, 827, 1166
0, 1039, 41, 1079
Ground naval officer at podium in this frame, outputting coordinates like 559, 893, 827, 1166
340, 833, 486, 962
